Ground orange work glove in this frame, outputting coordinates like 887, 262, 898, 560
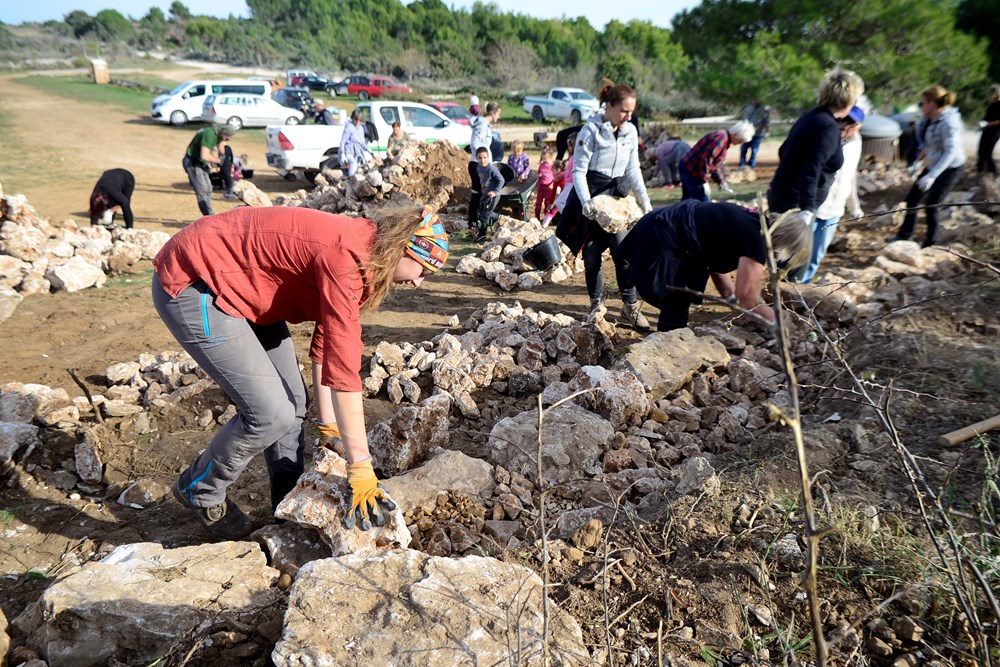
345, 459, 397, 531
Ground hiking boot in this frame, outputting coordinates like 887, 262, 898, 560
171, 478, 254, 540
621, 300, 651, 332
224, 191, 237, 200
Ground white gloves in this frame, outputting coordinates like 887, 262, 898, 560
721, 183, 734, 194
916, 175, 935, 192
787, 210, 814, 227
582, 199, 597, 219
702, 183, 711, 199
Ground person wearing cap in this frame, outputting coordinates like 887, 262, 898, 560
313, 100, 335, 125
152, 205, 449, 540
340, 110, 371, 177
797, 106, 865, 283
183, 124, 235, 216
469, 94, 482, 117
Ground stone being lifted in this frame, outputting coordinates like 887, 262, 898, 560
588, 193, 644, 234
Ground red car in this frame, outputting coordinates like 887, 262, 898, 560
428, 102, 473, 126
347, 76, 413, 100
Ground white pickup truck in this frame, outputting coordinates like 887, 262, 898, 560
522, 87, 601, 125
265, 100, 471, 181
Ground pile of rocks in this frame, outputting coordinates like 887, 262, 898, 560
856, 163, 912, 195
455, 216, 582, 291
797, 240, 966, 323
0, 191, 169, 322
273, 141, 471, 218
362, 301, 615, 411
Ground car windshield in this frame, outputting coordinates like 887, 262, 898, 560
568, 91, 596, 101
168, 82, 191, 95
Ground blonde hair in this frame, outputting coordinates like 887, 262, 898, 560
768, 210, 814, 273
361, 206, 425, 312
817, 67, 864, 112
512, 140, 524, 152
990, 84, 1000, 103
922, 85, 957, 109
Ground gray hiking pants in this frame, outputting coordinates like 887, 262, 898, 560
183, 155, 214, 217
152, 274, 307, 508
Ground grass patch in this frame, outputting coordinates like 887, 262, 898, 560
0, 507, 16, 526
12, 74, 155, 117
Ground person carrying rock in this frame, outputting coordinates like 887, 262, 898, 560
152, 205, 449, 539
613, 201, 811, 332
89, 168, 135, 229
555, 79, 653, 331
183, 124, 235, 216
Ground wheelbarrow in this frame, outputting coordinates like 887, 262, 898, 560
493, 162, 538, 221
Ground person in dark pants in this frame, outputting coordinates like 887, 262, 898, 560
153, 205, 449, 539
614, 201, 811, 331
474, 146, 505, 239
768, 67, 864, 230
183, 125, 235, 216
468, 103, 501, 227
977, 83, 1000, 199
888, 85, 968, 247
555, 79, 652, 331
89, 168, 135, 228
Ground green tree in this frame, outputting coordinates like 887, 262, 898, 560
63, 10, 94, 39
92, 9, 132, 42
956, 0, 1000, 82
169, 2, 192, 21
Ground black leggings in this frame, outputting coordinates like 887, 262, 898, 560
896, 165, 965, 245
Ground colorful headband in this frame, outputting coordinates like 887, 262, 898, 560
404, 207, 449, 272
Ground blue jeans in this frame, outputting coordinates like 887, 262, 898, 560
679, 164, 709, 202
739, 135, 763, 168
799, 216, 839, 283
152, 274, 307, 509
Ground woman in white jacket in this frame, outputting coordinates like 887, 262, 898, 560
555, 79, 652, 330
799, 106, 865, 283
888, 85, 967, 247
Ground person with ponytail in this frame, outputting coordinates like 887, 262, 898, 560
887, 85, 967, 247
152, 205, 448, 539
555, 79, 653, 331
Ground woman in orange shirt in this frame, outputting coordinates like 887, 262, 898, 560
152, 205, 448, 538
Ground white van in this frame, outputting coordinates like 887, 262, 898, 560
151, 79, 273, 126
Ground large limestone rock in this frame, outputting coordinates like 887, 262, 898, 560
487, 404, 614, 484
0, 383, 72, 423
233, 179, 272, 207
590, 193, 643, 233
367, 392, 450, 476
0, 287, 22, 323
0, 422, 41, 473
275, 448, 411, 556
567, 365, 650, 429
382, 447, 495, 513
14, 541, 280, 667
0, 606, 8, 667
272, 550, 591, 667
46, 255, 108, 292
613, 328, 730, 399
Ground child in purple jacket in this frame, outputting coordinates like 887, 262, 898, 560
508, 140, 530, 182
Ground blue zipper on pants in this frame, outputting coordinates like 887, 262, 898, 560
201, 293, 211, 337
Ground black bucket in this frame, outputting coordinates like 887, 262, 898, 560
523, 235, 562, 271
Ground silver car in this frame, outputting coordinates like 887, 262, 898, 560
202, 94, 304, 130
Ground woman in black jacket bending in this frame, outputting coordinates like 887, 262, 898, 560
89, 168, 136, 229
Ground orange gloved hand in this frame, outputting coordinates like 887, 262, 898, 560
345, 459, 397, 531
317, 422, 341, 438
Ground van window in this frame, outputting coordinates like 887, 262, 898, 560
182, 85, 206, 100
211, 84, 268, 96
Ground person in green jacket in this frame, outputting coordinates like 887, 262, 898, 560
183, 125, 235, 216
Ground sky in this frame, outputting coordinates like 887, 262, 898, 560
1, 0, 701, 30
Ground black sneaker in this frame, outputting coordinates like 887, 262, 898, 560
171, 478, 254, 540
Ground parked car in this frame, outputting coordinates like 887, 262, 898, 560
298, 75, 340, 94
150, 79, 272, 126
428, 102, 473, 126
347, 76, 413, 100
202, 94, 304, 130
251, 77, 284, 91
286, 70, 317, 87
272, 87, 316, 114
265, 100, 467, 181
523, 87, 600, 124
327, 75, 366, 97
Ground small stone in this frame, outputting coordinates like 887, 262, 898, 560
866, 635, 893, 657
572, 519, 603, 551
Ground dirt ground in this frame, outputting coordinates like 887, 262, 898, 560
2, 68, 998, 666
